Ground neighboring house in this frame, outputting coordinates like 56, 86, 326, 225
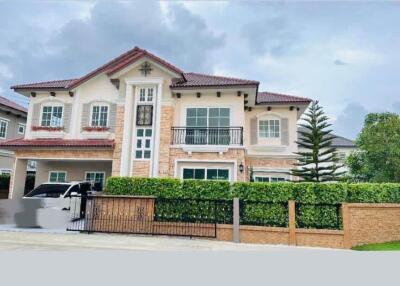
1, 46, 313, 198
297, 127, 356, 174
0, 95, 27, 174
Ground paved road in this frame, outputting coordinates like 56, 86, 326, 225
0, 227, 344, 251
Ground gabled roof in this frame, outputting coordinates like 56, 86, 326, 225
170, 72, 259, 89
257, 91, 312, 104
0, 95, 27, 114
0, 138, 115, 148
11, 46, 183, 91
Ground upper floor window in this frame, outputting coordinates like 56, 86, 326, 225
186, 108, 230, 127
136, 105, 153, 126
18, 123, 25, 135
0, 119, 8, 139
91, 105, 109, 127
135, 128, 152, 159
259, 119, 280, 138
139, 87, 154, 102
41, 105, 63, 127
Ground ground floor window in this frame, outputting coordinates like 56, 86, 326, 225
182, 168, 229, 181
49, 171, 66, 182
85, 172, 105, 190
254, 176, 286, 183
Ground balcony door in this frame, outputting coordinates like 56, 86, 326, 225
185, 108, 230, 145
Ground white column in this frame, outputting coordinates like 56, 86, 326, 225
120, 84, 134, 176
151, 81, 163, 177
69, 88, 80, 138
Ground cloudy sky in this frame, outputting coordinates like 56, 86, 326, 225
1, 1, 399, 139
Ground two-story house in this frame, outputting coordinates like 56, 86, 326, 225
1, 46, 312, 198
0, 95, 27, 174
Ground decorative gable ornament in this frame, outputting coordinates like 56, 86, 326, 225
139, 61, 152, 76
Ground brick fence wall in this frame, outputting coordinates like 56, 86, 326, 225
343, 203, 400, 248
79, 196, 400, 249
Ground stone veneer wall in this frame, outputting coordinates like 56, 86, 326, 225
112, 105, 125, 176
169, 148, 247, 181
343, 203, 400, 248
245, 156, 296, 169
132, 161, 150, 177
158, 105, 174, 177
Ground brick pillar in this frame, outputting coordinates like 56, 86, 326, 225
158, 105, 173, 177
9, 158, 28, 199
342, 203, 351, 249
288, 200, 296, 245
112, 105, 125, 176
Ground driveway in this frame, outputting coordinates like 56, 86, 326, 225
0, 226, 344, 251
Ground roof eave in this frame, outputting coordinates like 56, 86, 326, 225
170, 83, 259, 90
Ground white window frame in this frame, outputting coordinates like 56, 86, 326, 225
84, 171, 106, 186
258, 119, 281, 139
0, 118, 9, 139
181, 167, 230, 181
185, 107, 231, 128
89, 103, 110, 127
48, 171, 67, 182
40, 103, 64, 127
133, 85, 156, 161
0, 169, 12, 175
138, 87, 155, 103
254, 175, 286, 183
134, 127, 153, 160
18, 123, 26, 135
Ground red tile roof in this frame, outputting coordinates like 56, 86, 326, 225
11, 46, 183, 91
170, 72, 259, 89
11, 79, 78, 90
0, 138, 115, 148
0, 95, 27, 113
256, 91, 312, 104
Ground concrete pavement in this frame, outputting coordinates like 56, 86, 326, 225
0, 227, 345, 251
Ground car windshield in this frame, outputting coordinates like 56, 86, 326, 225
25, 184, 71, 198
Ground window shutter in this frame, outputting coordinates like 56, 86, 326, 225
81, 103, 90, 128
63, 104, 72, 132
31, 103, 41, 126
281, 118, 289, 145
109, 103, 117, 132
250, 117, 258, 145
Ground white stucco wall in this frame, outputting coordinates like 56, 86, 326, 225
245, 106, 300, 156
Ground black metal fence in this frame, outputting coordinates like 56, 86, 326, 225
67, 196, 343, 238
171, 127, 243, 146
67, 196, 232, 238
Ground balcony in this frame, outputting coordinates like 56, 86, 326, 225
171, 127, 243, 146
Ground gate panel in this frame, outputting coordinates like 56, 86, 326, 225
67, 195, 232, 238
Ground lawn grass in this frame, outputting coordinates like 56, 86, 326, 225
352, 241, 400, 251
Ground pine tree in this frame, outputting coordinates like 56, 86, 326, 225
291, 101, 344, 182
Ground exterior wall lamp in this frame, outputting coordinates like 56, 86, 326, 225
239, 162, 244, 173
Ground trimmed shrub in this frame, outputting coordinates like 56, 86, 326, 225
105, 177, 400, 229
0, 174, 10, 190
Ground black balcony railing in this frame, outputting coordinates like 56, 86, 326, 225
171, 127, 243, 146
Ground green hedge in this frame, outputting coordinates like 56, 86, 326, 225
0, 174, 10, 190
105, 177, 400, 229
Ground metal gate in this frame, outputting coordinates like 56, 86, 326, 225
67, 195, 232, 238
